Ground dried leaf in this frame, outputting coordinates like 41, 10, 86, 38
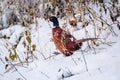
22, 41, 26, 47
9, 50, 17, 61
9, 51, 14, 61
18, 36, 22, 41
89, 14, 92, 19
110, 13, 115, 22
32, 44, 36, 51
5, 57, 9, 61
101, 22, 104, 27
99, 0, 103, 3
93, 41, 99, 46
5, 64, 8, 69
117, 24, 120, 30
25, 31, 29, 36
13, 48, 17, 58
26, 36, 31, 44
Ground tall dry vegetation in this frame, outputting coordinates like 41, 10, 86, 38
0, 0, 119, 73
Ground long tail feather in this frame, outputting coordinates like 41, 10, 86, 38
76, 38, 98, 44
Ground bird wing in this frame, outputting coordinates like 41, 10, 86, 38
60, 30, 78, 50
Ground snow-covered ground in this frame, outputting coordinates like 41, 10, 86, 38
0, 1, 120, 80
0, 18, 120, 80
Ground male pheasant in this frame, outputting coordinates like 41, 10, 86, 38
49, 16, 96, 56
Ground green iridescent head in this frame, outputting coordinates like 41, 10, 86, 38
49, 16, 59, 28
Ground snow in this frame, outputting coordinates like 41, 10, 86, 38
0, 18, 120, 80
0, 1, 120, 80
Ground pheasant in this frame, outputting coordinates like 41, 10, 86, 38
49, 16, 96, 56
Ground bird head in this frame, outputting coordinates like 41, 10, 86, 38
49, 16, 59, 28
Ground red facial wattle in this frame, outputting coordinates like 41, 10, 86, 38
49, 17, 53, 22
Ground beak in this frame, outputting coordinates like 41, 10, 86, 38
48, 18, 50, 21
